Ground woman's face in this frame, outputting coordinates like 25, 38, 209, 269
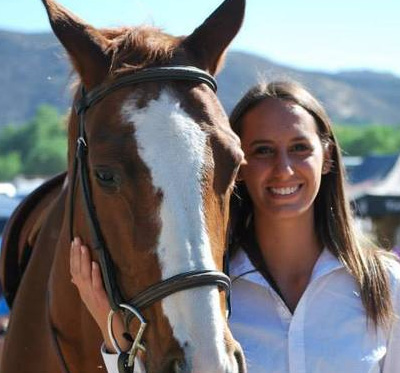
239, 98, 330, 221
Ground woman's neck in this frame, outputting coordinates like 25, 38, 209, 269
253, 210, 322, 311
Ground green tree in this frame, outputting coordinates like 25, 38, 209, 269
0, 105, 67, 179
334, 124, 400, 156
0, 152, 22, 181
23, 137, 67, 176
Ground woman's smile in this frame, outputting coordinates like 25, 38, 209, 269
267, 184, 303, 197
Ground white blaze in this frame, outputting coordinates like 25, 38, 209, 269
122, 90, 229, 371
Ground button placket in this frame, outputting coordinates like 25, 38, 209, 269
288, 293, 306, 373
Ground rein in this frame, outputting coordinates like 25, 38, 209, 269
66, 65, 231, 372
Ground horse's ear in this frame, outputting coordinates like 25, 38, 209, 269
42, 0, 111, 88
183, 0, 245, 75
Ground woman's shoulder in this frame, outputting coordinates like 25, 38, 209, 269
381, 253, 400, 281
380, 253, 400, 303
229, 248, 255, 277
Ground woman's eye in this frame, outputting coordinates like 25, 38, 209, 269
291, 143, 311, 152
253, 146, 274, 156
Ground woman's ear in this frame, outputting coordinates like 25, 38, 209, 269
322, 142, 333, 175
322, 162, 331, 175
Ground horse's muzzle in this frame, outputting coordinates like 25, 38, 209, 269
161, 344, 246, 373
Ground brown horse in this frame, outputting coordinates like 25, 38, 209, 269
0, 0, 246, 372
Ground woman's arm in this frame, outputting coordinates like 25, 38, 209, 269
70, 238, 148, 372
70, 237, 130, 352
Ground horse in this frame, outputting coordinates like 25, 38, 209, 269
0, 0, 246, 372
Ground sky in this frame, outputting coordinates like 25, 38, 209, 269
1, 0, 399, 77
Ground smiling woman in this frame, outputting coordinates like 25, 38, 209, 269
226, 81, 400, 372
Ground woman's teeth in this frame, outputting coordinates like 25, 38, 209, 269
269, 185, 300, 195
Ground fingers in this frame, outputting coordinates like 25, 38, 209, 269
69, 237, 113, 336
80, 244, 92, 282
70, 238, 81, 280
92, 261, 107, 297
70, 237, 92, 286
70, 238, 107, 300
92, 261, 103, 290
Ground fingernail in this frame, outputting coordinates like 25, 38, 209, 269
74, 237, 79, 246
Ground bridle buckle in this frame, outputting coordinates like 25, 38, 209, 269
108, 304, 147, 368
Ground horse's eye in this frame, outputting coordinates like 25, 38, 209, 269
95, 169, 119, 188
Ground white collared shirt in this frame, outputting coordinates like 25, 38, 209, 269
229, 248, 400, 373
102, 249, 400, 373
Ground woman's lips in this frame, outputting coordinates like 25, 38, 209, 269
267, 184, 302, 196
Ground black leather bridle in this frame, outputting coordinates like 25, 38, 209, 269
68, 66, 231, 372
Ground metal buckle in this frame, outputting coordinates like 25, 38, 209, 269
107, 304, 147, 368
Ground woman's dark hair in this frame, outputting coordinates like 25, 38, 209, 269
229, 81, 395, 327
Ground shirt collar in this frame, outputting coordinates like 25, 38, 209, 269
230, 248, 269, 287
310, 247, 344, 281
230, 247, 344, 287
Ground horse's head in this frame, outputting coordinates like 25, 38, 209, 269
43, 0, 245, 371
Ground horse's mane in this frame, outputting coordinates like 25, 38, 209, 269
102, 26, 182, 74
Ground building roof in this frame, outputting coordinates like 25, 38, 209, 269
347, 154, 398, 185
346, 153, 400, 216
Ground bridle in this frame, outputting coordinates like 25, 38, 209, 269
68, 66, 231, 372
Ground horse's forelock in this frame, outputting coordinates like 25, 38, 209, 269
99, 26, 181, 73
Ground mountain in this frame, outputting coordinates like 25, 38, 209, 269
0, 31, 71, 126
1, 30, 400, 126
217, 53, 400, 125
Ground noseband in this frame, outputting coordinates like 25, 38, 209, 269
68, 66, 231, 372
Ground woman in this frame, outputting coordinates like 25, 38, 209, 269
71, 81, 400, 372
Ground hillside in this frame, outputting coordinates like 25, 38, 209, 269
0, 31, 71, 126
218, 53, 400, 125
1, 30, 400, 126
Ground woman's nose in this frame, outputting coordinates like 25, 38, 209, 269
273, 152, 294, 178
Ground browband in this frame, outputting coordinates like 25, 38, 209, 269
75, 66, 217, 114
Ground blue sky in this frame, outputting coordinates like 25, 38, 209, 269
1, 0, 399, 77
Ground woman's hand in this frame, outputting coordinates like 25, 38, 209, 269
70, 237, 130, 352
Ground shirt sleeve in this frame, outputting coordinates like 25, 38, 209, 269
100, 344, 146, 373
101, 344, 119, 373
382, 265, 400, 372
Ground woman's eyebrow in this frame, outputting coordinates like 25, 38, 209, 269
249, 135, 310, 147
290, 136, 309, 142
249, 139, 274, 147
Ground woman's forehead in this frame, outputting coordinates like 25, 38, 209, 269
240, 98, 319, 140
